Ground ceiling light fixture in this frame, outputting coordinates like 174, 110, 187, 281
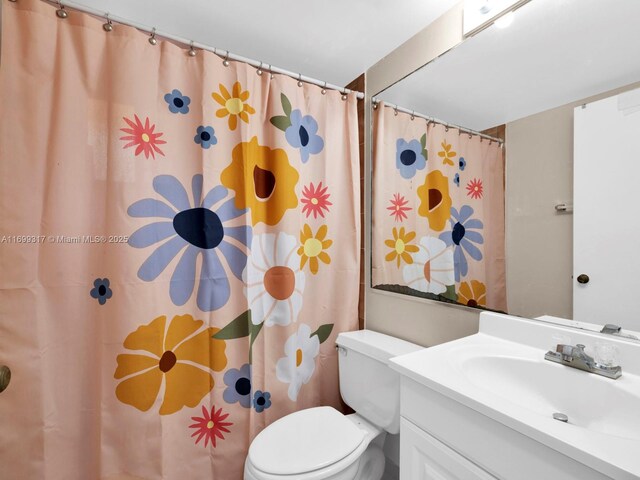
494, 11, 515, 28
463, 0, 530, 37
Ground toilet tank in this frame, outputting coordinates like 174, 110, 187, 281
335, 330, 422, 434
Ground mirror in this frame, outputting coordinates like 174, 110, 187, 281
370, 0, 640, 337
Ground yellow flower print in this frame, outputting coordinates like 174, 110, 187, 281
384, 227, 419, 268
114, 314, 227, 415
458, 280, 487, 307
212, 82, 256, 131
298, 224, 332, 274
221, 137, 299, 226
438, 141, 456, 166
417, 170, 452, 232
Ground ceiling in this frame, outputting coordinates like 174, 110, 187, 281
69, 0, 460, 87
379, 0, 640, 131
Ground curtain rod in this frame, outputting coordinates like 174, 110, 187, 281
35, 0, 365, 100
372, 98, 504, 144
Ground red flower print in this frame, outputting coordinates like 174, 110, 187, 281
189, 405, 232, 448
387, 193, 411, 222
120, 115, 166, 159
301, 182, 332, 219
466, 178, 483, 199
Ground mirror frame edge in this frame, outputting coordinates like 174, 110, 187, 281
364, 1, 483, 347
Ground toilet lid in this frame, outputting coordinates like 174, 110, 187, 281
248, 406, 365, 475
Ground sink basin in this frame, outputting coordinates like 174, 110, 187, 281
458, 354, 640, 441
390, 312, 640, 479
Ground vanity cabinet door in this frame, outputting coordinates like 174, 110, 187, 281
400, 418, 497, 480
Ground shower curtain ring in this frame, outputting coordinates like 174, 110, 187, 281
468, 132, 473, 139
410, 111, 415, 120
148, 28, 157, 45
445, 126, 449, 132
268, 64, 274, 79
297, 74, 303, 87
188, 41, 197, 57
223, 51, 230, 67
393, 106, 398, 116
341, 88, 348, 101
257, 62, 263, 76
102, 13, 113, 32
321, 82, 327, 95
56, 1, 68, 18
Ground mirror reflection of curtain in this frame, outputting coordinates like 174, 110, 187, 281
372, 103, 506, 311
0, 1, 360, 478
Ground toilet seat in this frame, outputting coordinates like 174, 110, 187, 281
247, 406, 366, 476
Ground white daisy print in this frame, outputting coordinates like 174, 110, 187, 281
243, 233, 305, 327
402, 236, 454, 294
276, 324, 320, 401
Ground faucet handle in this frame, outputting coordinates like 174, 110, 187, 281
555, 344, 575, 361
601, 324, 621, 334
595, 342, 620, 368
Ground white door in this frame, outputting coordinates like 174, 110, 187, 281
400, 418, 496, 480
574, 91, 640, 331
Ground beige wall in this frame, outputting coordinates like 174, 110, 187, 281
364, 3, 482, 348
505, 107, 574, 319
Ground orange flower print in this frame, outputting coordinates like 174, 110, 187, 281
220, 137, 299, 226
457, 280, 487, 307
212, 82, 256, 131
120, 115, 166, 159
438, 141, 456, 166
114, 314, 227, 415
298, 224, 332, 274
384, 227, 419, 268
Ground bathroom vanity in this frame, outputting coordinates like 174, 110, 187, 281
390, 313, 640, 480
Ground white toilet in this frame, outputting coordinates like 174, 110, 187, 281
244, 330, 422, 480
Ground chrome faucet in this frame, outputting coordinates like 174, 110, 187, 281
544, 343, 622, 379
600, 323, 638, 340
601, 324, 621, 335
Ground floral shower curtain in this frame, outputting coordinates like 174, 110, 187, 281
372, 103, 506, 311
0, 1, 360, 479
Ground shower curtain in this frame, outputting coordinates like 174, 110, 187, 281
0, 1, 360, 478
372, 103, 506, 311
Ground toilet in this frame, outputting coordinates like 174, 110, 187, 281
244, 330, 422, 480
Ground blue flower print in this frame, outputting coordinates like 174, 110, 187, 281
454, 173, 460, 186
194, 125, 217, 149
459, 157, 466, 171
90, 278, 112, 305
127, 174, 252, 311
223, 364, 252, 408
396, 138, 426, 179
285, 110, 324, 163
253, 390, 272, 413
439, 206, 483, 282
164, 89, 191, 114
